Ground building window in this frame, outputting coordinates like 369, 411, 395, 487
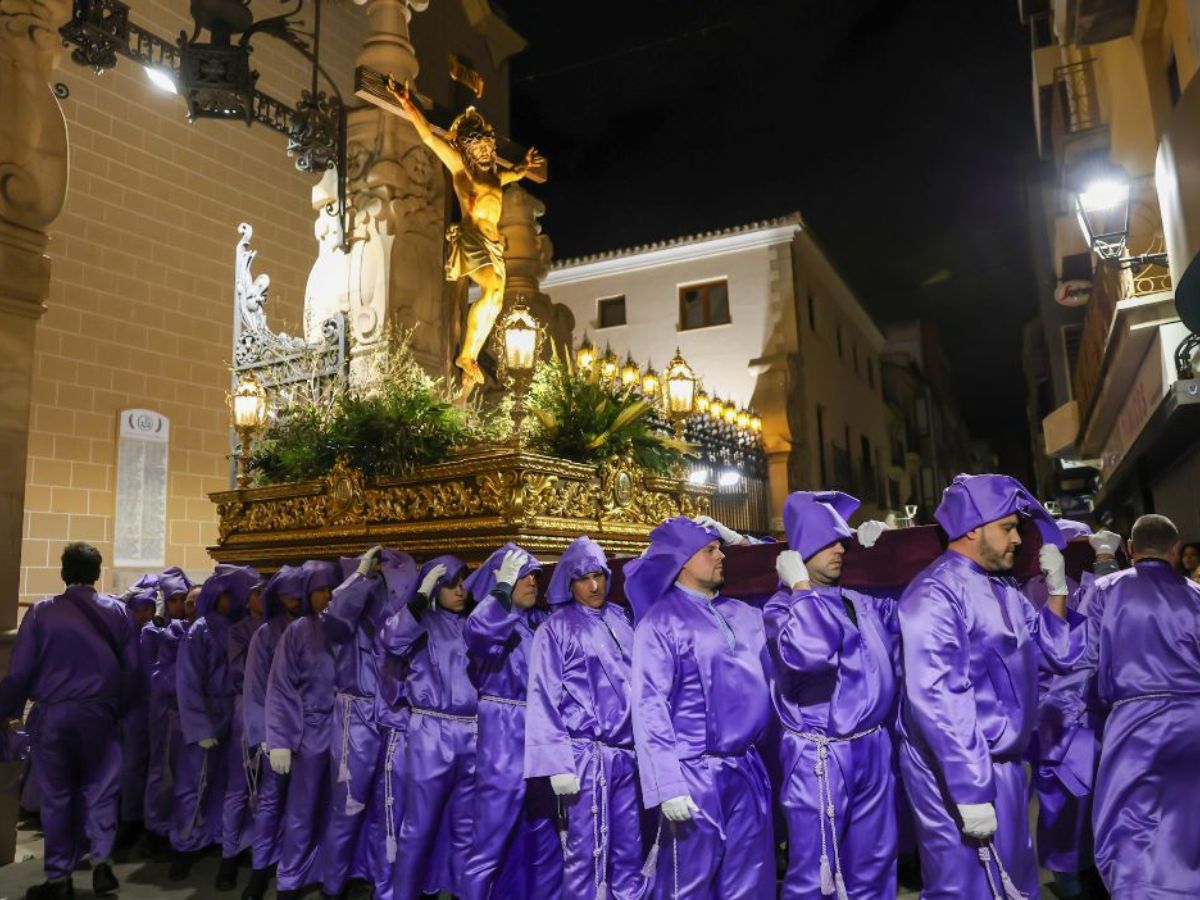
836, 325, 843, 360
597, 295, 626, 329
807, 292, 816, 331
868, 357, 876, 390
678, 280, 730, 330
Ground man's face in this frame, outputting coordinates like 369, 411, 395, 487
1181, 544, 1199, 571
133, 605, 154, 627
185, 587, 201, 622
976, 515, 1021, 572
512, 572, 539, 609
166, 593, 186, 620
681, 541, 725, 592
806, 542, 845, 587
280, 595, 302, 618
215, 592, 232, 616
309, 587, 332, 615
248, 588, 263, 618
466, 138, 496, 168
437, 575, 468, 614
571, 571, 607, 609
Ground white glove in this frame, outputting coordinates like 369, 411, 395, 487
957, 802, 997, 839
153, 592, 166, 621
693, 515, 744, 546
269, 747, 292, 775
1089, 530, 1122, 558
549, 773, 581, 796
660, 794, 700, 822
357, 545, 384, 577
260, 742, 268, 754
1039, 543, 1069, 597
496, 549, 527, 588
198, 737, 219, 750
856, 520, 890, 549
419, 563, 448, 598
775, 550, 810, 590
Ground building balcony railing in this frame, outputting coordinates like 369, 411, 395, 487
1055, 60, 1103, 133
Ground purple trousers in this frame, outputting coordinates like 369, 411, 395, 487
369, 725, 408, 900
323, 694, 381, 895
779, 727, 896, 900
557, 741, 645, 900
221, 698, 255, 858
118, 703, 149, 823
391, 710, 477, 900
276, 750, 330, 890
143, 699, 180, 835
34, 701, 123, 880
899, 740, 1038, 899
249, 763, 287, 870
460, 699, 563, 900
645, 748, 774, 900
1093, 696, 1200, 898
171, 740, 229, 852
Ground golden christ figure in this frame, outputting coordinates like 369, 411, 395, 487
388, 78, 544, 390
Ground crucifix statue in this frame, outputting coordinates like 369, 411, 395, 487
354, 66, 546, 395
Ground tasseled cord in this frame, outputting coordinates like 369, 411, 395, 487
640, 830, 660, 880
835, 871, 850, 900
337, 694, 353, 784
819, 857, 835, 895
977, 842, 1027, 900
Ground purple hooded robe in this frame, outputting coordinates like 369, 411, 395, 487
525, 536, 646, 900
460, 543, 564, 900
265, 559, 340, 891
897, 474, 1083, 899
0, 584, 139, 880
143, 565, 193, 837
626, 517, 776, 900
118, 578, 158, 825
322, 549, 415, 896
242, 564, 306, 873
765, 492, 898, 900
1083, 558, 1200, 897
171, 564, 258, 853
379, 553, 478, 900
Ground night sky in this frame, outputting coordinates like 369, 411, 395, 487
504, 0, 1041, 477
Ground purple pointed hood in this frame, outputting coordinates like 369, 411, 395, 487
547, 537, 610, 606
159, 566, 193, 600
935, 473, 1066, 549
261, 565, 307, 619
783, 491, 860, 561
418, 554, 468, 601
624, 517, 720, 622
1056, 519, 1093, 542
196, 564, 261, 619
300, 560, 341, 614
462, 542, 541, 602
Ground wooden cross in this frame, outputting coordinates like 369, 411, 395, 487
354, 65, 548, 183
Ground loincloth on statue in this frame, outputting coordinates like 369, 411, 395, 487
445, 222, 506, 290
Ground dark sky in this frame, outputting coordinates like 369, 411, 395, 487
504, 0, 1041, 476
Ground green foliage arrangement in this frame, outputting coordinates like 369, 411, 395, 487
526, 351, 689, 474
249, 329, 493, 484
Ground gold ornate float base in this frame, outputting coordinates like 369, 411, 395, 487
209, 446, 713, 568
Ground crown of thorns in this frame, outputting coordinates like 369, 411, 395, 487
448, 107, 495, 147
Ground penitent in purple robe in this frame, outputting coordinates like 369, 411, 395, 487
627, 517, 775, 900
322, 549, 415, 897
0, 585, 139, 881
379, 554, 477, 900
766, 491, 899, 900
172, 565, 258, 853
1083, 558, 1200, 897
265, 560, 340, 891
118, 580, 158, 825
242, 565, 306, 873
526, 537, 645, 900
460, 544, 564, 900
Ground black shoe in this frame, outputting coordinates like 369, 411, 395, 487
240, 868, 271, 900
167, 852, 193, 881
275, 891, 300, 900
215, 856, 240, 891
24, 880, 74, 900
92, 863, 119, 896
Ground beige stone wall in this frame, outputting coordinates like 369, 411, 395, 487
17, 1, 374, 608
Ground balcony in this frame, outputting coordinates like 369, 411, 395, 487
1053, 0, 1137, 46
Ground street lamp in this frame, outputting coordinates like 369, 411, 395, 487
576, 333, 596, 372
664, 348, 697, 438
230, 372, 268, 488
1072, 156, 1167, 268
501, 301, 543, 444
620, 354, 640, 389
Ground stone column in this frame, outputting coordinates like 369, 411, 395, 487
498, 184, 574, 358
0, 0, 71, 863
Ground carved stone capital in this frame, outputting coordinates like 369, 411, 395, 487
353, 0, 426, 83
